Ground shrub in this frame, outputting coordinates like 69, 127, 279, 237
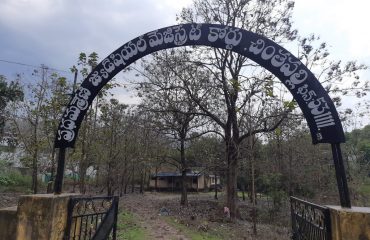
0, 170, 32, 188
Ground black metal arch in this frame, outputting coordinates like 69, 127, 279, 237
53, 23, 350, 207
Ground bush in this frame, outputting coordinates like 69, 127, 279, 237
0, 170, 32, 188
0, 175, 15, 185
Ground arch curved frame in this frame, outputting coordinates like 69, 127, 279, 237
53, 23, 350, 207
55, 23, 344, 148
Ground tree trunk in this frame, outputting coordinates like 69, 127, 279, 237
32, 149, 38, 194
79, 123, 87, 194
155, 166, 158, 191
107, 162, 113, 196
180, 138, 188, 205
32, 114, 39, 194
124, 181, 128, 194
47, 146, 56, 192
214, 174, 218, 200
226, 158, 238, 219
119, 173, 125, 197
251, 153, 257, 235
246, 135, 257, 235
131, 164, 135, 193
79, 163, 87, 194
50, 147, 56, 181
146, 170, 151, 189
119, 164, 129, 196
288, 145, 293, 196
226, 137, 239, 220
242, 184, 246, 201
95, 165, 100, 187
140, 170, 145, 194
72, 173, 76, 193
180, 169, 188, 205
120, 154, 128, 195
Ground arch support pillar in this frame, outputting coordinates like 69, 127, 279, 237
331, 143, 351, 208
54, 148, 66, 194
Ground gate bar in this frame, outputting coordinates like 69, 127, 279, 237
331, 143, 351, 208
54, 148, 66, 194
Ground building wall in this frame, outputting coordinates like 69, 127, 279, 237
149, 174, 218, 191
149, 179, 169, 188
197, 175, 205, 189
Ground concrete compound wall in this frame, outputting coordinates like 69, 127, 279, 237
328, 206, 370, 240
0, 206, 17, 240
0, 193, 78, 240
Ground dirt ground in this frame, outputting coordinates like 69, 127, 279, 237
120, 193, 190, 239
120, 192, 291, 240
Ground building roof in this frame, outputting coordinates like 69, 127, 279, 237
153, 171, 202, 177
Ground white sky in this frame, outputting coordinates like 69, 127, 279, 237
0, 0, 369, 125
294, 0, 370, 62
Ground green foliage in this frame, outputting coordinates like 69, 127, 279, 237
358, 182, 370, 196
0, 145, 15, 152
0, 75, 23, 132
0, 170, 32, 189
0, 175, 15, 185
0, 161, 31, 189
229, 79, 241, 91
283, 100, 297, 111
258, 173, 287, 210
274, 127, 282, 137
19, 156, 33, 168
346, 124, 370, 166
77, 52, 99, 78
0, 75, 24, 108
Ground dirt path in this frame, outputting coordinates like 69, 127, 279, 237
120, 193, 189, 240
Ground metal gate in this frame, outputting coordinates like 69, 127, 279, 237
290, 197, 331, 240
64, 196, 119, 240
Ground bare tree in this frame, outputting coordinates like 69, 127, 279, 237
138, 53, 210, 205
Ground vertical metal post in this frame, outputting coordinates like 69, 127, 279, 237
64, 197, 74, 239
290, 197, 297, 239
324, 205, 332, 240
112, 196, 119, 240
331, 143, 351, 208
54, 148, 66, 194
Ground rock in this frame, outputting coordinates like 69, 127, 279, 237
159, 207, 170, 216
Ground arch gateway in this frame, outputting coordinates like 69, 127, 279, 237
53, 23, 351, 208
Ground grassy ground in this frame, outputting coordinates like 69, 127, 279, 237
358, 178, 370, 195
116, 211, 232, 240
117, 211, 148, 240
164, 217, 225, 240
356, 179, 370, 206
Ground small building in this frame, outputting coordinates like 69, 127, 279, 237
149, 171, 220, 191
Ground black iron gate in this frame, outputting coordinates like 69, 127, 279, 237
64, 196, 119, 240
290, 197, 331, 240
